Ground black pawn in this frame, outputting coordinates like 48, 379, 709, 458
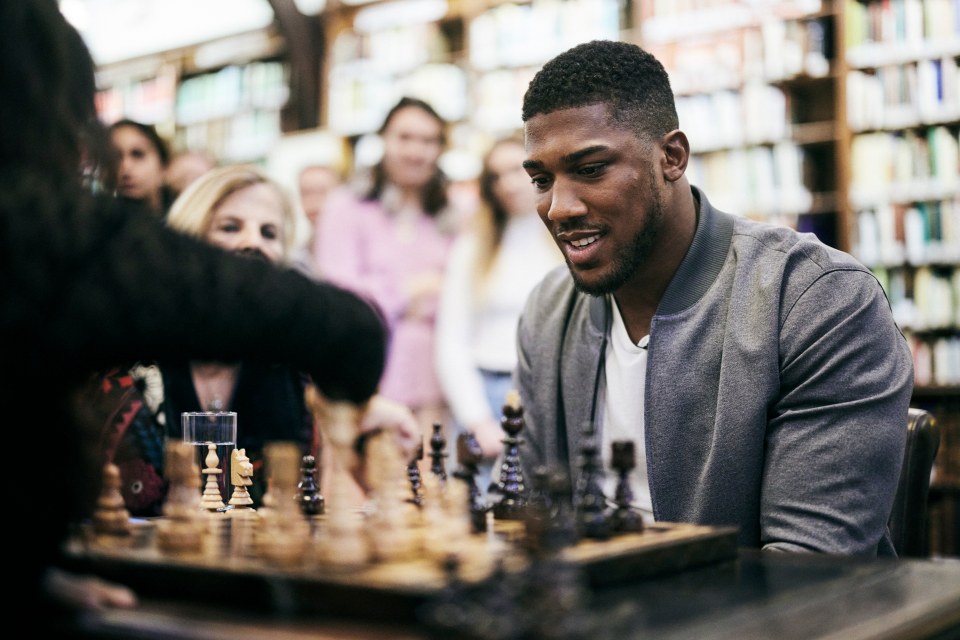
429, 422, 448, 482
407, 436, 424, 507
493, 393, 527, 520
574, 436, 610, 540
453, 431, 488, 533
297, 454, 324, 516
610, 440, 643, 533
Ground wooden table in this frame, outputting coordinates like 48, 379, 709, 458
57, 550, 960, 639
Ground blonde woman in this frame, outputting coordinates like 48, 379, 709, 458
435, 135, 563, 495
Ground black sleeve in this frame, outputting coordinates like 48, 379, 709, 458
2, 192, 386, 405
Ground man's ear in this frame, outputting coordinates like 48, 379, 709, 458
661, 130, 689, 182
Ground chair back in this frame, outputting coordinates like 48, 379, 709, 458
889, 408, 940, 558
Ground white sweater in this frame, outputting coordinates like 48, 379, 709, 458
435, 212, 562, 427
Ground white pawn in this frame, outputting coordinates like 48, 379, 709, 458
200, 443, 225, 511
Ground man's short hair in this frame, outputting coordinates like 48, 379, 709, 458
522, 40, 679, 141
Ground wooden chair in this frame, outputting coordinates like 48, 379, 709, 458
888, 408, 940, 558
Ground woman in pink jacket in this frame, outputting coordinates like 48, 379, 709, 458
316, 97, 459, 450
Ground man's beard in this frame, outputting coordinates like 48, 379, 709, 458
570, 180, 665, 297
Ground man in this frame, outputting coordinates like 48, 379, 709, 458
515, 40, 913, 555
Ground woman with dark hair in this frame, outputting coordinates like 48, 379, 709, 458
1, 0, 412, 624
435, 135, 562, 495
315, 96, 461, 446
107, 118, 174, 216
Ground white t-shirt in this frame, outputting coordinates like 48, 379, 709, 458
601, 296, 653, 522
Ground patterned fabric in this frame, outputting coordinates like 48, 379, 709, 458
94, 366, 168, 516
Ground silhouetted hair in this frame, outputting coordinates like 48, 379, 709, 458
366, 96, 449, 216
522, 40, 679, 141
0, 0, 110, 189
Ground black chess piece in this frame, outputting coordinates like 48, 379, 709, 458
492, 392, 527, 520
610, 440, 643, 533
297, 454, 324, 517
574, 433, 610, 540
452, 431, 488, 533
407, 436, 424, 507
429, 422, 448, 482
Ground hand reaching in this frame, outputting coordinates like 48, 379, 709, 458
471, 418, 505, 460
359, 394, 420, 461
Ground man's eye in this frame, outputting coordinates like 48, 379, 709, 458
579, 163, 605, 177
530, 176, 551, 190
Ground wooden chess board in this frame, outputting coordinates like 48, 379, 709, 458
62, 516, 738, 623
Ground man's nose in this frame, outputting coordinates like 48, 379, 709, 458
545, 179, 588, 221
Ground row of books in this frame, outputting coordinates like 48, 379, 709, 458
845, 0, 960, 50
174, 62, 288, 126
95, 64, 178, 127
849, 127, 960, 208
909, 334, 960, 386
847, 56, 960, 132
677, 86, 789, 152
873, 265, 959, 331
643, 11, 831, 95
327, 62, 468, 137
175, 109, 281, 164
468, 0, 620, 71
857, 198, 960, 266
686, 142, 813, 218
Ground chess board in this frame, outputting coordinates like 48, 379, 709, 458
62, 516, 738, 624
69, 392, 738, 625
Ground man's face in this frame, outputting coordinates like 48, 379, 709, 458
523, 103, 666, 296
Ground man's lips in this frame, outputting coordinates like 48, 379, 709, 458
556, 229, 604, 265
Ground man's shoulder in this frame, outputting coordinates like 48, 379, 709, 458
730, 215, 867, 275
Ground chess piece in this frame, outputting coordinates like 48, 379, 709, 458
309, 390, 370, 567
574, 432, 610, 540
199, 443, 226, 511
156, 440, 205, 555
407, 436, 424, 507
227, 448, 255, 510
492, 389, 527, 520
452, 431, 488, 533
610, 440, 643, 533
92, 463, 132, 537
257, 442, 311, 566
297, 454, 325, 516
420, 470, 472, 562
365, 430, 420, 562
429, 422, 447, 482
226, 449, 258, 558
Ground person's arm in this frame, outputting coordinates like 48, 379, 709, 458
28, 195, 386, 405
435, 235, 503, 458
761, 268, 913, 555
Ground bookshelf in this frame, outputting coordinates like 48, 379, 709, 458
94, 24, 289, 164
844, 0, 960, 558
639, 0, 847, 248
